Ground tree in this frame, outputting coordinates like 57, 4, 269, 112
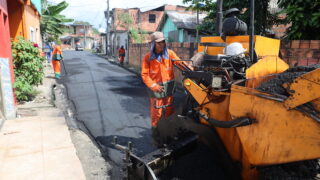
41, 1, 73, 41
183, 0, 278, 36
277, 0, 320, 40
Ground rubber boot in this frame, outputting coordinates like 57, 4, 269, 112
54, 73, 60, 79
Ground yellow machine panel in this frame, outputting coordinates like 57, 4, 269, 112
198, 35, 281, 58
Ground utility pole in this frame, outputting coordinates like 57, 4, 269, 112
106, 0, 109, 55
216, 0, 223, 36
196, 2, 199, 42
84, 25, 86, 49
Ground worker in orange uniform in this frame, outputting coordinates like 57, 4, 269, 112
118, 46, 125, 65
51, 44, 63, 79
141, 31, 189, 144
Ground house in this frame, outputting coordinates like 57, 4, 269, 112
7, 0, 42, 46
107, 5, 190, 61
107, 8, 139, 59
158, 11, 206, 42
0, 0, 20, 120
60, 23, 99, 50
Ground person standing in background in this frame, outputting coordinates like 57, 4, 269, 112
118, 46, 125, 65
51, 44, 63, 79
44, 43, 53, 64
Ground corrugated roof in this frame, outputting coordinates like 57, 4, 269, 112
166, 11, 206, 30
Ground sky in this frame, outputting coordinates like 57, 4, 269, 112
49, 0, 190, 30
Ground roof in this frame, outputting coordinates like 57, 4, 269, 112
70, 24, 93, 27
141, 4, 187, 12
31, 0, 41, 15
166, 11, 206, 30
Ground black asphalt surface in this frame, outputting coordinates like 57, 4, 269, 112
59, 51, 228, 180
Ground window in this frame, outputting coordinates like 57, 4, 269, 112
3, 13, 7, 25
35, 28, 38, 43
30, 28, 35, 42
149, 14, 156, 23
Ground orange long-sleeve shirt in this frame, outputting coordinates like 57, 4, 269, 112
141, 49, 184, 89
118, 48, 125, 56
52, 45, 62, 55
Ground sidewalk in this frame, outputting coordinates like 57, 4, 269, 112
0, 64, 86, 180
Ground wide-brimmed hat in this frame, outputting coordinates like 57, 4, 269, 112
150, 31, 165, 42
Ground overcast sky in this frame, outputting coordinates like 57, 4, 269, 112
49, 0, 190, 30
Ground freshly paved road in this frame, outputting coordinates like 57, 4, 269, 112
59, 51, 227, 180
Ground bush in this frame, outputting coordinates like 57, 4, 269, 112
11, 37, 45, 101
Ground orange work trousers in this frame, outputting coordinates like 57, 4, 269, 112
150, 96, 174, 127
119, 56, 124, 63
52, 60, 61, 74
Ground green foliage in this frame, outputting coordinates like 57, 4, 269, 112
11, 37, 45, 101
183, 0, 278, 36
277, 0, 320, 40
117, 12, 146, 43
129, 28, 147, 43
118, 13, 134, 29
92, 27, 100, 35
41, 1, 73, 40
13, 77, 36, 101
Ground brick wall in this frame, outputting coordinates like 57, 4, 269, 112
128, 40, 320, 78
280, 40, 320, 67
128, 42, 198, 72
128, 42, 198, 86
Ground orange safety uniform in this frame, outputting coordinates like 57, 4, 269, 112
118, 48, 125, 64
52, 45, 63, 78
141, 48, 184, 127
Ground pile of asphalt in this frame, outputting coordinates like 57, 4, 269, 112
256, 64, 320, 96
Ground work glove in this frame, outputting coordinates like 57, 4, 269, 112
151, 84, 164, 93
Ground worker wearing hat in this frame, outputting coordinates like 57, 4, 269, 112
141, 31, 189, 142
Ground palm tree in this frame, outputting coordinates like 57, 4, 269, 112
40, 1, 73, 41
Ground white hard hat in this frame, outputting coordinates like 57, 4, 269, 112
224, 42, 245, 56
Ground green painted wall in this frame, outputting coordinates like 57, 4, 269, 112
178, 29, 183, 42
161, 16, 187, 42
162, 18, 177, 41
31, 0, 41, 14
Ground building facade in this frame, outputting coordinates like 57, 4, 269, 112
7, 0, 42, 46
61, 24, 99, 50
0, 0, 17, 120
107, 5, 189, 62
158, 11, 206, 42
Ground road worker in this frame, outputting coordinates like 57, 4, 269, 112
141, 31, 189, 144
118, 46, 125, 65
51, 44, 63, 79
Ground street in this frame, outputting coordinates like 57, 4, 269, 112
59, 50, 227, 180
